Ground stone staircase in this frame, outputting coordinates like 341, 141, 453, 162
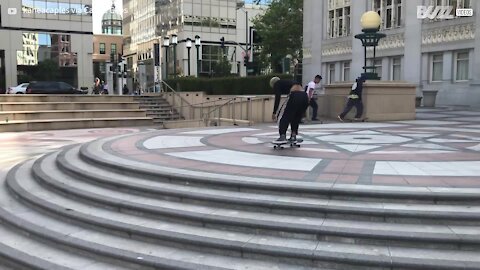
134, 95, 183, 124
1, 135, 480, 269
0, 95, 154, 132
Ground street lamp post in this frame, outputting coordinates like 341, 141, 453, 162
163, 36, 170, 79
236, 2, 249, 76
171, 34, 178, 77
354, 11, 386, 80
195, 35, 201, 77
186, 38, 192, 76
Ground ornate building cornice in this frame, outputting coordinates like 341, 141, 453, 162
321, 42, 352, 56
376, 33, 405, 50
422, 23, 475, 45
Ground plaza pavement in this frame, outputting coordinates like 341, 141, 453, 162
102, 107, 480, 188
1, 107, 480, 188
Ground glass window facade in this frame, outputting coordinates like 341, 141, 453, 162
431, 54, 443, 82
100, 43, 106, 54
328, 0, 351, 38
456, 51, 469, 81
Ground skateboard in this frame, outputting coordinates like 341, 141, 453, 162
346, 117, 368, 122
272, 139, 304, 149
339, 117, 368, 122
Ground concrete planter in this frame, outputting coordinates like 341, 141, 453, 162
422, 90, 439, 107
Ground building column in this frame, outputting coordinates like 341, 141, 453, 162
351, 0, 367, 79
472, 1, 480, 85
303, 0, 324, 85
403, 0, 423, 86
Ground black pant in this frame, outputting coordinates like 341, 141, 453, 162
340, 98, 364, 119
278, 92, 309, 135
309, 98, 318, 120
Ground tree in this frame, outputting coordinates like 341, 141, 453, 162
213, 55, 232, 77
252, 0, 303, 73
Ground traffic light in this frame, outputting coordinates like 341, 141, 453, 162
243, 54, 249, 67
220, 36, 225, 48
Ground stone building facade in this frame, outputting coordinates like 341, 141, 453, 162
303, 0, 480, 107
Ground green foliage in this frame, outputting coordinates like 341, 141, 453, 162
165, 74, 293, 95
212, 55, 233, 77
252, 0, 303, 73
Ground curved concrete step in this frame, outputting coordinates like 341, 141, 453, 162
37, 147, 480, 249
0, 95, 136, 103
0, 117, 154, 132
79, 135, 480, 205
3, 161, 329, 270
0, 102, 140, 111
7, 158, 480, 270
0, 179, 142, 270
0, 110, 147, 121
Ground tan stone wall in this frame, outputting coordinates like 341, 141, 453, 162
325, 81, 417, 121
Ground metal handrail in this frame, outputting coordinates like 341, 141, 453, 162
156, 80, 269, 125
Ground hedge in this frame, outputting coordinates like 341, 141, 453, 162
164, 74, 294, 95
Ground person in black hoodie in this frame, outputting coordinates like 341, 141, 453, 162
271, 77, 296, 120
271, 78, 309, 143
338, 75, 367, 121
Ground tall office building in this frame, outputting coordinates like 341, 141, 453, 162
0, 0, 93, 91
303, 0, 480, 107
123, 0, 266, 91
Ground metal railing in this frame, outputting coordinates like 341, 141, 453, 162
155, 80, 270, 126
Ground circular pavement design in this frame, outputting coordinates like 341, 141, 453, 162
104, 109, 480, 188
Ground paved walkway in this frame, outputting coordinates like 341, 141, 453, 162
99, 108, 480, 188
2, 108, 480, 188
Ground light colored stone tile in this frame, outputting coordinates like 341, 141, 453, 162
143, 135, 205, 149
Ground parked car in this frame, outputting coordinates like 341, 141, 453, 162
7, 83, 29, 94
26, 81, 86, 94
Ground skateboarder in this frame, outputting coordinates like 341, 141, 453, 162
338, 75, 366, 122
271, 77, 296, 120
272, 82, 309, 143
306, 75, 322, 121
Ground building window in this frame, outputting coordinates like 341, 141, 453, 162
373, 59, 382, 79
111, 44, 117, 55
392, 57, 401, 80
100, 43, 106, 54
328, 63, 335, 84
455, 51, 469, 81
328, 1, 350, 39
342, 61, 350, 81
374, 0, 402, 29
431, 54, 443, 82
200, 45, 222, 74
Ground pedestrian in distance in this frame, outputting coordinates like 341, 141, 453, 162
305, 75, 322, 121
93, 78, 101, 95
122, 84, 129, 95
271, 78, 309, 143
338, 74, 367, 122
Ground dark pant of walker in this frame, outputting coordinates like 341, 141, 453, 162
339, 99, 364, 119
309, 98, 318, 120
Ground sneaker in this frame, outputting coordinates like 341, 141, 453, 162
288, 135, 297, 142
312, 118, 319, 121
337, 115, 344, 122
273, 135, 287, 143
